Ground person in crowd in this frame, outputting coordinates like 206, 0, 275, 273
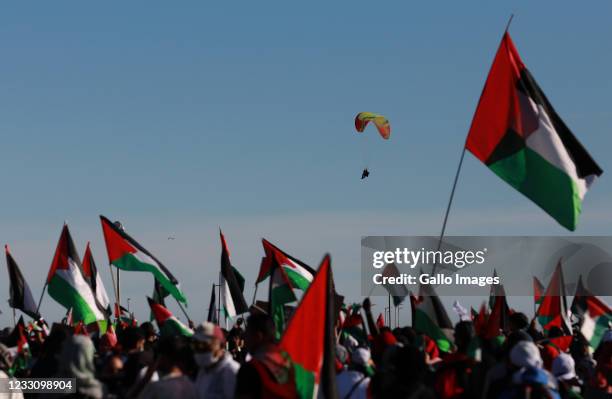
0, 343, 24, 399
552, 353, 583, 399
120, 326, 151, 393
371, 343, 434, 398
499, 340, 561, 398
58, 334, 104, 399
140, 322, 158, 350
336, 347, 373, 399
138, 335, 198, 399
235, 313, 297, 399
434, 321, 478, 399
193, 321, 240, 399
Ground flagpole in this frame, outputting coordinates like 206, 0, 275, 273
217, 272, 222, 326
175, 298, 192, 324
116, 267, 121, 306
387, 294, 391, 328
251, 284, 258, 307
35, 282, 47, 316
433, 14, 515, 274
108, 263, 119, 307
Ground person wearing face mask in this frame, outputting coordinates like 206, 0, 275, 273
193, 322, 239, 399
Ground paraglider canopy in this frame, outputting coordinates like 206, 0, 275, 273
355, 112, 391, 140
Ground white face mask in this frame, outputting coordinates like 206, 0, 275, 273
195, 352, 219, 368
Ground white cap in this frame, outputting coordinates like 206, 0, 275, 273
510, 341, 543, 369
552, 353, 576, 381
351, 347, 371, 367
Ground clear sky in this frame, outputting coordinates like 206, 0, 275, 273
1, 2, 611, 327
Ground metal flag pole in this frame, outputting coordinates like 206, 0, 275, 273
35, 283, 47, 316
251, 284, 258, 307
217, 272, 222, 326
433, 14, 515, 273
175, 297, 192, 324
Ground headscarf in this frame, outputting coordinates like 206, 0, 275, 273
59, 335, 103, 398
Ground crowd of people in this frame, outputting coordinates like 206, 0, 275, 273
0, 299, 611, 399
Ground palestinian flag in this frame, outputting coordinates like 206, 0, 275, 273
381, 263, 409, 307
536, 261, 571, 334
580, 295, 612, 349
46, 225, 105, 325
207, 283, 218, 324
570, 275, 592, 323
341, 304, 368, 345
5, 245, 39, 319
376, 313, 385, 329
258, 239, 315, 291
82, 242, 111, 316
149, 279, 170, 322
219, 230, 248, 318
466, 32, 602, 231
410, 283, 453, 353
485, 288, 512, 339
269, 263, 297, 340
100, 215, 187, 304
534, 276, 545, 307
147, 297, 193, 337
279, 255, 337, 399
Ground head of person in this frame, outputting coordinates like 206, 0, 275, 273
510, 340, 543, 370
351, 347, 375, 377
244, 313, 275, 353
552, 353, 577, 383
509, 312, 530, 333
156, 335, 191, 376
0, 343, 14, 372
120, 327, 145, 353
139, 322, 158, 343
192, 322, 226, 368
454, 321, 475, 354
59, 335, 103, 398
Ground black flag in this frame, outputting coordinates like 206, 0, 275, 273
5, 245, 39, 319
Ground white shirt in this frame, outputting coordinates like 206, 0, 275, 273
0, 370, 24, 399
195, 353, 239, 399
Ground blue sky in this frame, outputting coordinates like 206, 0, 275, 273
1, 2, 611, 326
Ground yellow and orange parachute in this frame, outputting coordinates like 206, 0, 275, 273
354, 112, 391, 140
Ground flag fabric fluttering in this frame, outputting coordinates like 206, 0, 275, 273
533, 276, 545, 307
279, 255, 337, 399
536, 261, 572, 334
46, 225, 105, 325
5, 245, 39, 319
207, 283, 218, 324
219, 230, 249, 318
269, 263, 297, 340
147, 297, 193, 337
100, 215, 187, 304
258, 239, 315, 290
150, 279, 169, 321
579, 294, 612, 349
487, 271, 512, 338
466, 31, 602, 231
410, 283, 453, 353
381, 263, 409, 307
82, 242, 112, 317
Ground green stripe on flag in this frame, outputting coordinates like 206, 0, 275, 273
284, 267, 311, 291
489, 146, 582, 231
48, 275, 101, 325
413, 308, 452, 353
113, 253, 187, 304
293, 362, 316, 399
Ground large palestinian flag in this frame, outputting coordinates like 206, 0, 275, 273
466, 32, 602, 231
533, 276, 545, 307
279, 255, 337, 399
257, 239, 315, 291
219, 230, 248, 318
100, 216, 187, 304
410, 283, 453, 352
82, 242, 111, 316
5, 245, 39, 319
46, 225, 105, 325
